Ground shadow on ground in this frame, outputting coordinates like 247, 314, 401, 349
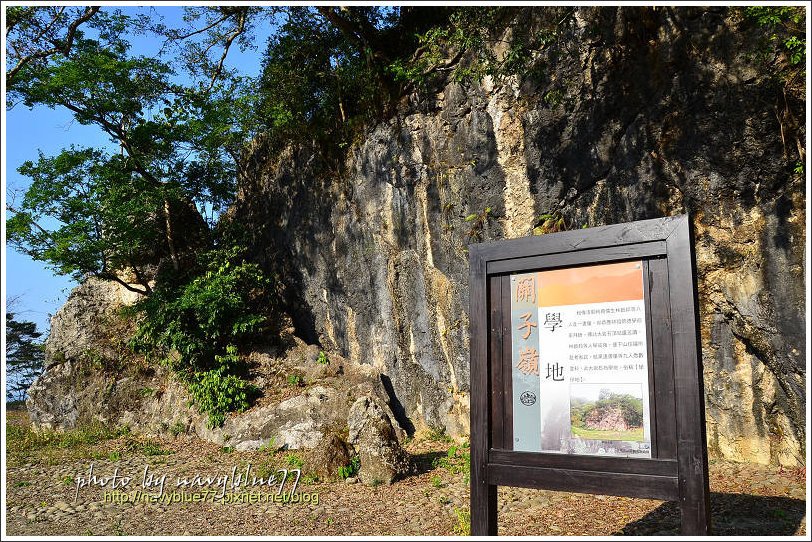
618, 493, 805, 535
409, 451, 447, 476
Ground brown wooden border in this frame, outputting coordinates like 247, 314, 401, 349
469, 214, 710, 535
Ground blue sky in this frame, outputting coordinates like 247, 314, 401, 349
4, 6, 274, 334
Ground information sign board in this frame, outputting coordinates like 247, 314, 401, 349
468, 215, 710, 536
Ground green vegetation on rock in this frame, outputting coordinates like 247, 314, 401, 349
128, 247, 275, 427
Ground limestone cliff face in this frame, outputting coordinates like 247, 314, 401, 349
235, 7, 805, 465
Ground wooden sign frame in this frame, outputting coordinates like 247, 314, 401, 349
468, 214, 710, 535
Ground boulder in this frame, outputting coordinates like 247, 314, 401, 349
304, 431, 352, 480
198, 385, 346, 451
347, 396, 410, 485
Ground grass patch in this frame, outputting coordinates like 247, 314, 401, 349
452, 507, 471, 535
137, 387, 156, 398
168, 421, 186, 437
5, 422, 128, 465
570, 426, 644, 442
432, 441, 470, 484
286, 453, 304, 469
257, 437, 279, 453
254, 458, 279, 481
124, 437, 173, 457
425, 427, 453, 443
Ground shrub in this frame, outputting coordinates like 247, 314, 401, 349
130, 246, 275, 374
185, 346, 258, 428
337, 455, 360, 480
129, 246, 275, 427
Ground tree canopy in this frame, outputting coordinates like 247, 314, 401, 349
6, 10, 250, 293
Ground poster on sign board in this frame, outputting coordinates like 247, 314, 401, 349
510, 261, 651, 458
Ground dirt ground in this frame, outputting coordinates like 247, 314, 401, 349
4, 408, 807, 536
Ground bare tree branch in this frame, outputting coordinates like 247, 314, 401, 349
169, 12, 231, 41
98, 272, 151, 296
205, 8, 248, 92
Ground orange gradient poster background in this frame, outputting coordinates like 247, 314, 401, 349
537, 261, 644, 307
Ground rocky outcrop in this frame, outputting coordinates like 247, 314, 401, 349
585, 407, 630, 432
27, 280, 406, 456
41, 278, 141, 372
29, 7, 804, 466
27, 278, 189, 432
234, 7, 804, 465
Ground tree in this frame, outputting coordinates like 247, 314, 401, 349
6, 5, 100, 86
6, 9, 248, 294
6, 6, 431, 290
4, 6, 279, 426
3, 5, 544, 423
5, 313, 45, 402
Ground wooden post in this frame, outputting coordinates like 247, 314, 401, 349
469, 247, 497, 535
666, 215, 711, 535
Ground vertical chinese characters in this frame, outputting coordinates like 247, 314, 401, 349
515, 277, 538, 376
515, 277, 536, 304
510, 272, 543, 451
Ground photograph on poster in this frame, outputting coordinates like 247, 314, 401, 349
570, 383, 645, 443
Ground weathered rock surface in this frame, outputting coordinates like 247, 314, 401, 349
585, 407, 630, 432
27, 278, 192, 433
348, 396, 411, 485
197, 385, 343, 450
234, 7, 804, 465
304, 431, 353, 480
28, 280, 405, 454
42, 277, 141, 370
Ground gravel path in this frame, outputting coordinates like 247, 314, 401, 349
4, 411, 806, 536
